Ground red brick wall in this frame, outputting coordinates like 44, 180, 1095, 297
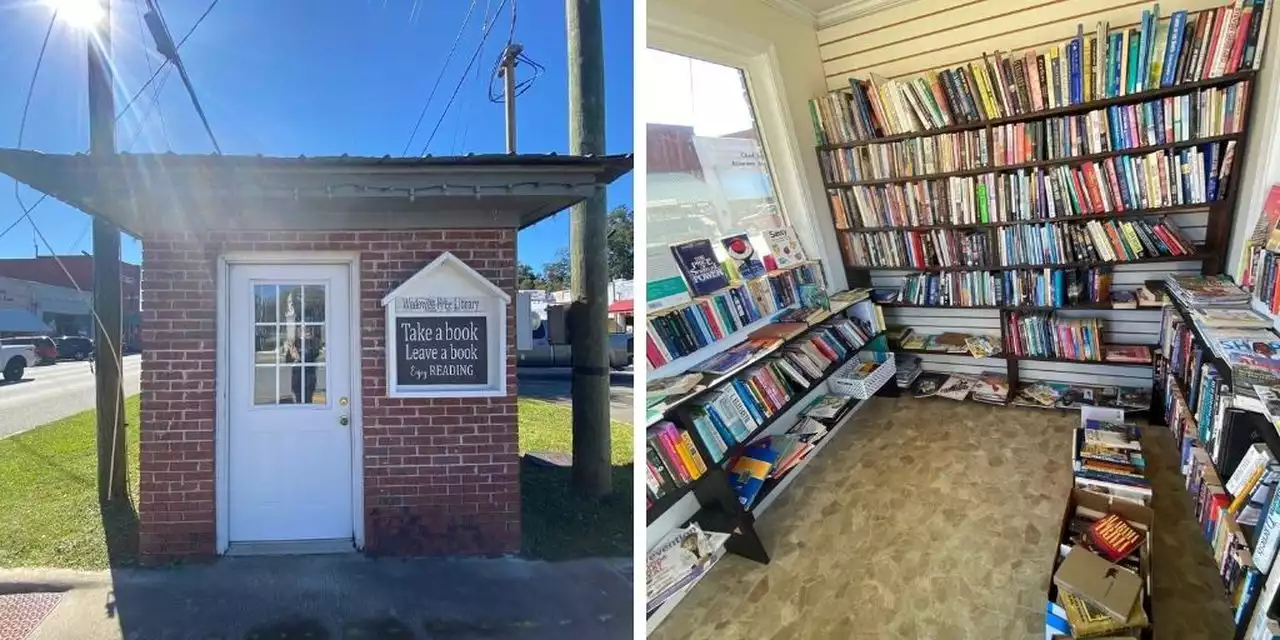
138, 230, 519, 562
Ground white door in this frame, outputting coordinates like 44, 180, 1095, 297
227, 263, 353, 543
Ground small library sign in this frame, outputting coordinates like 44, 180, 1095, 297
381, 253, 510, 398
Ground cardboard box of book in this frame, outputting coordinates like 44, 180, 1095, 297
1045, 488, 1154, 639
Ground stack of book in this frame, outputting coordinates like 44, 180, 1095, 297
821, 80, 1250, 185
1048, 502, 1152, 638
841, 217, 1196, 270
1072, 420, 1151, 505
809, 4, 1272, 144
680, 320, 868, 463
819, 130, 991, 183
727, 413, 838, 508
891, 267, 1120, 308
645, 421, 709, 502
900, 330, 1000, 357
993, 81, 1250, 164
1164, 273, 1252, 306
1247, 248, 1280, 314
835, 139, 1235, 231
895, 353, 922, 389
1012, 381, 1152, 411
646, 283, 774, 369
1186, 446, 1267, 624
646, 524, 730, 614
1005, 311, 1104, 361
994, 217, 1196, 266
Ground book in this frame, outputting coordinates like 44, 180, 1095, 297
1110, 290, 1137, 309
912, 372, 948, 398
936, 375, 976, 401
670, 239, 730, 297
720, 233, 766, 282
1086, 513, 1145, 562
1104, 345, 1152, 363
728, 441, 779, 508
802, 394, 851, 420
971, 371, 1010, 404
761, 227, 807, 270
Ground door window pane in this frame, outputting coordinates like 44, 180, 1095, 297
251, 281, 329, 407
644, 48, 786, 282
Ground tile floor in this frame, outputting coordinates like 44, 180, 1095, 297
650, 395, 1237, 639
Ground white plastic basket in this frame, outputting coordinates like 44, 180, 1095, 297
829, 350, 896, 399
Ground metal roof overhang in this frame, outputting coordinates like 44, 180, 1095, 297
0, 150, 633, 235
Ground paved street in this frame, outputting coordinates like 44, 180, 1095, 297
0, 358, 633, 440
0, 355, 142, 439
517, 367, 634, 423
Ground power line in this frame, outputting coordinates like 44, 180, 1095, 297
399, 0, 481, 156
143, 0, 220, 153
130, 0, 171, 151
114, 0, 219, 123
417, 0, 511, 156
0, 10, 59, 245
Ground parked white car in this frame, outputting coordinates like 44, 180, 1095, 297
1, 343, 34, 382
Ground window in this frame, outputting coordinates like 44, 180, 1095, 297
252, 283, 327, 406
644, 48, 785, 282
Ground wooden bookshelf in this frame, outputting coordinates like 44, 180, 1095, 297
818, 67, 1260, 403
827, 133, 1244, 188
817, 70, 1255, 151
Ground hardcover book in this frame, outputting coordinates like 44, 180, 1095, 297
670, 239, 729, 297
729, 442, 779, 508
1086, 513, 1145, 562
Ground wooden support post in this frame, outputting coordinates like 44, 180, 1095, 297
566, 0, 612, 497
89, 0, 128, 503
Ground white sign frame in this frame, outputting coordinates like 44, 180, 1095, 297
380, 252, 510, 398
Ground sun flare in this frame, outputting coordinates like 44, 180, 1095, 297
46, 0, 105, 30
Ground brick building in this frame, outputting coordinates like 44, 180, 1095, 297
0, 256, 141, 344
0, 151, 630, 561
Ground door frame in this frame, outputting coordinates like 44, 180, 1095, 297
214, 251, 365, 554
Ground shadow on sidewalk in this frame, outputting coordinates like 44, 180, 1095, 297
92, 496, 632, 639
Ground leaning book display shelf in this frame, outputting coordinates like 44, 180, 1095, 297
645, 295, 890, 633
813, 2, 1264, 405
1157, 282, 1280, 638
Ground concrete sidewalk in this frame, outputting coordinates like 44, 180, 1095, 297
0, 555, 633, 639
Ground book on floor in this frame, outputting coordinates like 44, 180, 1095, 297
1053, 546, 1142, 622
936, 375, 976, 401
912, 372, 948, 398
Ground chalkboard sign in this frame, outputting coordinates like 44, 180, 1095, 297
395, 316, 488, 386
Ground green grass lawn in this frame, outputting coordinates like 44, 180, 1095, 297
0, 395, 631, 570
517, 398, 634, 561
0, 396, 141, 570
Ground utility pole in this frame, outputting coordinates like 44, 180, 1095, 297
88, 0, 128, 504
498, 43, 522, 154
566, 0, 611, 497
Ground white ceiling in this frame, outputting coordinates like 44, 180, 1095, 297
762, 0, 918, 27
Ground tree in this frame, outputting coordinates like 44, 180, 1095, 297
606, 205, 633, 280
517, 263, 542, 290
541, 249, 571, 292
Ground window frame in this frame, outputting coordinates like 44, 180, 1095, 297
647, 11, 847, 292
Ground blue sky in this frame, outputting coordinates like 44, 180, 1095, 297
0, 0, 633, 270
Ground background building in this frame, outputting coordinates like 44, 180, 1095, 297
0, 256, 141, 346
